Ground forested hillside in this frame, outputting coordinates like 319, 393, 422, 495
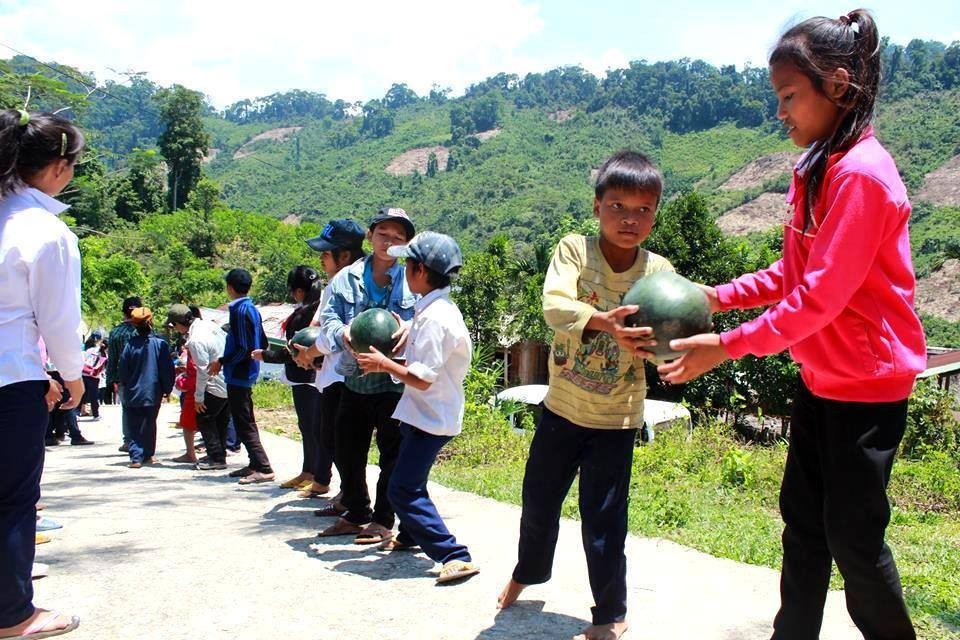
1, 37, 959, 349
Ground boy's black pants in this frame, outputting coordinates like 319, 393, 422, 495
773, 381, 915, 640
334, 387, 402, 528
227, 385, 273, 474
196, 393, 230, 463
512, 407, 636, 626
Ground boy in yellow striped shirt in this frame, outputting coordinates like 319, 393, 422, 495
498, 150, 673, 640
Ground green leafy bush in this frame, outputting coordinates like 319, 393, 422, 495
721, 447, 757, 489
903, 379, 960, 460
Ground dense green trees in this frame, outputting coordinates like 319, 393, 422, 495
360, 100, 395, 138
156, 85, 210, 211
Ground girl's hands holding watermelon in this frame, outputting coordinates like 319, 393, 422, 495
588, 305, 658, 359
657, 333, 729, 383
355, 346, 390, 375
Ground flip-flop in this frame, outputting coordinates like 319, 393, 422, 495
298, 483, 330, 498
316, 517, 364, 538
4, 610, 80, 639
35, 518, 62, 532
354, 524, 393, 545
436, 560, 480, 584
280, 476, 307, 489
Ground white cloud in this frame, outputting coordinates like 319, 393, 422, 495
0, 0, 546, 107
580, 48, 630, 78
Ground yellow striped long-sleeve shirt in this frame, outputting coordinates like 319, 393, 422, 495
542, 234, 674, 429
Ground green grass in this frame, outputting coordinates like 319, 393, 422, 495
251, 380, 293, 409
430, 406, 960, 639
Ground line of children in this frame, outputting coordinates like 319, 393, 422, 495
208, 269, 275, 484
10, 8, 926, 638
253, 267, 328, 496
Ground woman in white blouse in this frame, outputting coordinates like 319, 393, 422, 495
0, 109, 85, 639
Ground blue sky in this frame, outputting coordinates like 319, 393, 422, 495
1, 0, 957, 109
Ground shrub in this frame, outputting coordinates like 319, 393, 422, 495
721, 447, 757, 489
903, 380, 960, 460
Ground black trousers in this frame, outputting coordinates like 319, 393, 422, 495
334, 387, 402, 528
512, 407, 636, 626
772, 381, 915, 640
0, 381, 47, 628
292, 385, 328, 481
196, 393, 230, 463
227, 385, 272, 474
318, 382, 343, 485
81, 376, 100, 417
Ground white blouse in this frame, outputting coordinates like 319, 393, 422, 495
0, 187, 83, 387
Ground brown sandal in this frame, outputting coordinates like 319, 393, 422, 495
316, 517, 364, 538
354, 523, 394, 545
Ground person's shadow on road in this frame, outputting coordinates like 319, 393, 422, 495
475, 600, 588, 639
284, 537, 437, 580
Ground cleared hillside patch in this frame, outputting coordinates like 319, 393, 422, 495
916, 155, 960, 207
473, 128, 502, 141
233, 126, 303, 159
916, 259, 960, 322
716, 192, 787, 236
719, 151, 800, 191
385, 145, 449, 176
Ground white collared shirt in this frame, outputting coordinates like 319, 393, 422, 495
0, 187, 82, 387
186, 318, 228, 401
392, 287, 472, 437
312, 283, 343, 391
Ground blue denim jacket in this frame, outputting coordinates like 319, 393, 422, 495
319, 256, 417, 393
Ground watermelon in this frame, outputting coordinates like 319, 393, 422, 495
622, 271, 712, 362
289, 325, 321, 350
286, 326, 323, 367
350, 308, 400, 354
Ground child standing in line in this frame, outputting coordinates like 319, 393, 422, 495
316, 207, 416, 544
118, 308, 175, 469
355, 232, 478, 584
294, 218, 367, 516
253, 267, 323, 494
497, 151, 671, 640
660, 10, 924, 639
208, 268, 275, 484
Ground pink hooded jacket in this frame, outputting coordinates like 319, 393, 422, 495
718, 127, 926, 402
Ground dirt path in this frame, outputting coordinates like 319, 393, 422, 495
32, 403, 860, 639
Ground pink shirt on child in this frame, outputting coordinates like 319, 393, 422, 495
718, 127, 927, 402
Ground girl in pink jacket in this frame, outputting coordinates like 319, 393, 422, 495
660, 10, 923, 640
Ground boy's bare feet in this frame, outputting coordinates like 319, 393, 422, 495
496, 579, 527, 609
574, 621, 629, 640
0, 608, 79, 638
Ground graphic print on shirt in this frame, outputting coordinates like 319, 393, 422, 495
553, 282, 625, 395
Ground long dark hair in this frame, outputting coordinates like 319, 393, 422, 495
769, 9, 880, 229
0, 110, 85, 197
